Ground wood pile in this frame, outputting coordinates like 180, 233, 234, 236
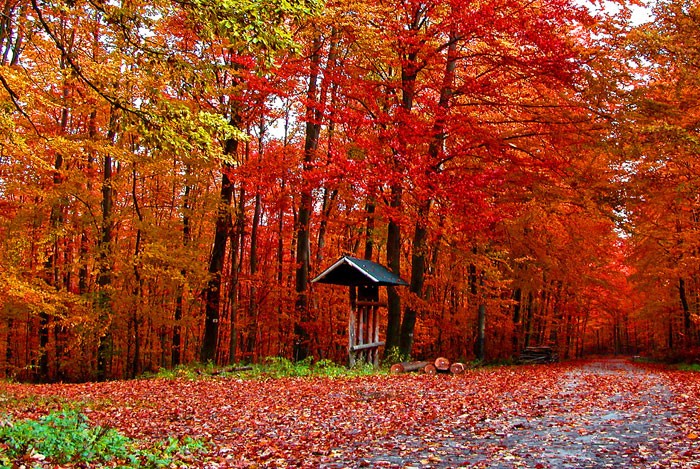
519, 346, 558, 364
390, 357, 466, 375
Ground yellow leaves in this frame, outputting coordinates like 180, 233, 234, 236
0, 268, 74, 320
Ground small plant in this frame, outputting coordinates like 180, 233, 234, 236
0, 410, 208, 468
0, 409, 132, 466
384, 347, 410, 365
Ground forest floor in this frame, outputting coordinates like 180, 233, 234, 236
1, 358, 699, 468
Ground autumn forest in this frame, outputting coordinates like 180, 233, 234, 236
0, 0, 698, 382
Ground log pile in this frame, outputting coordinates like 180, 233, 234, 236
390, 357, 466, 375
519, 346, 558, 364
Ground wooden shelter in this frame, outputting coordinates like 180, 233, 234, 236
312, 256, 408, 366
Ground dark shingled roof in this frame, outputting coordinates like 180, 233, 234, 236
311, 256, 408, 287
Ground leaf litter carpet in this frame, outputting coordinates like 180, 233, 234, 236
1, 358, 699, 468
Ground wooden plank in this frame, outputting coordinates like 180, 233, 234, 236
358, 307, 364, 346
350, 341, 385, 352
355, 300, 388, 308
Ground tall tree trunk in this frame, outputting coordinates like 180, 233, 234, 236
201, 117, 240, 363
247, 191, 262, 356
679, 277, 691, 341
469, 252, 486, 360
39, 34, 75, 381
399, 33, 457, 357
524, 291, 534, 349
476, 303, 486, 360
385, 186, 403, 356
227, 187, 244, 364
512, 287, 522, 354
364, 199, 376, 260
399, 202, 430, 357
173, 175, 191, 367
247, 124, 263, 357
294, 33, 322, 361
130, 165, 144, 378
96, 107, 118, 380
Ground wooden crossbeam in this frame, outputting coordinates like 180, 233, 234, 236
350, 341, 385, 352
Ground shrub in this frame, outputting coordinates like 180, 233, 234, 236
0, 410, 207, 468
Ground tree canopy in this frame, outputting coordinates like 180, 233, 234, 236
0, 0, 695, 381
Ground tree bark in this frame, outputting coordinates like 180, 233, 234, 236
201, 120, 239, 363
96, 107, 118, 380
228, 186, 244, 363
385, 186, 403, 356
399, 202, 429, 357
294, 33, 323, 361
476, 303, 486, 360
173, 176, 191, 367
679, 277, 691, 339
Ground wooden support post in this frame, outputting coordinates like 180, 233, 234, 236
348, 307, 356, 368
373, 305, 380, 366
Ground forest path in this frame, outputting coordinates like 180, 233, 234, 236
327, 358, 694, 468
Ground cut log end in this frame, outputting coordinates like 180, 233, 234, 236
449, 362, 466, 374
423, 363, 438, 375
434, 356, 450, 371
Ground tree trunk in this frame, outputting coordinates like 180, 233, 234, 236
201, 120, 239, 363
247, 188, 262, 358
294, 33, 323, 361
679, 277, 691, 340
173, 177, 191, 367
130, 165, 144, 378
399, 202, 430, 357
512, 287, 522, 354
399, 32, 457, 358
524, 291, 534, 349
385, 186, 403, 356
476, 303, 486, 360
96, 107, 118, 380
228, 187, 244, 364
364, 200, 376, 260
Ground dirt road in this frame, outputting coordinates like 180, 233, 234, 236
325, 358, 698, 468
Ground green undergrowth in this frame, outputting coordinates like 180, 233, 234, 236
0, 409, 207, 468
676, 363, 700, 372
145, 356, 384, 380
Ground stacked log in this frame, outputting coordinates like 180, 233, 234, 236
434, 357, 451, 371
519, 346, 558, 364
390, 361, 430, 374
390, 357, 467, 375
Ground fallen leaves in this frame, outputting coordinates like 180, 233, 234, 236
1, 359, 700, 467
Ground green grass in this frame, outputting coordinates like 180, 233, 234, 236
676, 363, 700, 372
143, 356, 384, 380
0, 409, 207, 468
252, 356, 381, 378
